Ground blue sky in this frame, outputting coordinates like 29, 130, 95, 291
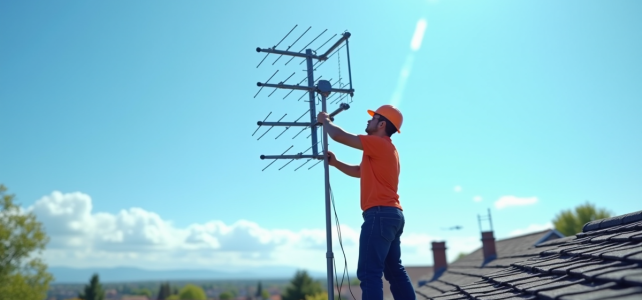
1, 0, 641, 276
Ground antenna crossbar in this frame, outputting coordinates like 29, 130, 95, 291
260, 154, 323, 160
256, 47, 322, 60
257, 82, 354, 95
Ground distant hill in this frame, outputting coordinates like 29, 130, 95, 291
49, 266, 336, 284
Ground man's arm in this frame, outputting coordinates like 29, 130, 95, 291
332, 159, 361, 178
318, 113, 363, 150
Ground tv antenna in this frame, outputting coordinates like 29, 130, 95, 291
252, 25, 355, 300
478, 208, 494, 232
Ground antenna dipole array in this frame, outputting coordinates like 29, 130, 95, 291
251, 25, 355, 300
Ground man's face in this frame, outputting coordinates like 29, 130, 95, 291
365, 114, 382, 135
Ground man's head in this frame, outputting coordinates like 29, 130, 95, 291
365, 105, 403, 137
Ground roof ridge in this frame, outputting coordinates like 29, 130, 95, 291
582, 209, 642, 232
495, 229, 552, 242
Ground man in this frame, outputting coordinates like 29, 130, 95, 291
317, 104, 415, 300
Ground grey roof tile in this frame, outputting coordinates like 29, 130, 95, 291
489, 272, 542, 285
461, 283, 506, 294
415, 285, 444, 298
567, 243, 622, 257
426, 280, 458, 293
549, 258, 603, 275
623, 274, 642, 286
466, 286, 514, 298
611, 231, 642, 242
583, 220, 603, 232
602, 247, 642, 261
580, 263, 639, 280
591, 232, 631, 243
522, 277, 586, 294
604, 294, 642, 300
436, 271, 482, 287
558, 286, 642, 300
475, 291, 527, 300
621, 211, 642, 225
585, 242, 642, 259
543, 242, 610, 256
510, 274, 567, 291
485, 257, 535, 268
536, 281, 618, 300
430, 293, 469, 300
625, 252, 642, 263
595, 268, 642, 282
536, 235, 578, 248
568, 260, 624, 277
583, 211, 642, 233
449, 267, 501, 277
490, 295, 537, 300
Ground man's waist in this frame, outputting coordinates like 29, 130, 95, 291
362, 205, 402, 215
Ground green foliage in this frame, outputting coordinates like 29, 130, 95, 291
0, 184, 54, 300
133, 287, 153, 297
219, 291, 233, 300
305, 292, 328, 300
157, 282, 172, 300
178, 284, 206, 300
349, 278, 360, 286
78, 274, 105, 300
166, 295, 179, 300
281, 270, 323, 300
261, 290, 270, 299
553, 201, 613, 236
455, 252, 467, 261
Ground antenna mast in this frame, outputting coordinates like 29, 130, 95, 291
253, 26, 355, 300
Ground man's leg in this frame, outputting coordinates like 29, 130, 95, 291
357, 208, 392, 300
383, 209, 416, 300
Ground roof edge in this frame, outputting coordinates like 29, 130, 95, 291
582, 210, 642, 232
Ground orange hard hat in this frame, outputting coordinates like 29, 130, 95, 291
367, 105, 403, 133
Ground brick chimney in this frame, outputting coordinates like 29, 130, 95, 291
481, 231, 497, 264
431, 241, 448, 273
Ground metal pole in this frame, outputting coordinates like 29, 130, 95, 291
306, 49, 319, 156
321, 92, 334, 300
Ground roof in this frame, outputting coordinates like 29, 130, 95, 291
416, 229, 562, 294
415, 210, 642, 300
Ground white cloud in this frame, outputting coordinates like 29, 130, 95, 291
29, 191, 480, 272
473, 196, 482, 202
494, 195, 538, 209
454, 186, 462, 193
509, 223, 553, 237
410, 19, 428, 52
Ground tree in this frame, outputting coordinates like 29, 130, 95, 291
305, 292, 328, 300
350, 278, 360, 286
78, 273, 105, 300
219, 291, 233, 300
157, 282, 172, 300
134, 287, 153, 298
256, 281, 263, 299
553, 201, 613, 236
178, 284, 206, 300
0, 184, 54, 300
281, 270, 323, 300
166, 295, 179, 300
261, 290, 270, 300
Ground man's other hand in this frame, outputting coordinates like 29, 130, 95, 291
317, 111, 330, 124
326, 150, 336, 166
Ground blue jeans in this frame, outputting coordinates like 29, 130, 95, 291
357, 206, 416, 300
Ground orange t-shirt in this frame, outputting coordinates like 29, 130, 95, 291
358, 135, 402, 211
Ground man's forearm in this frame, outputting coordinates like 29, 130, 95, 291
332, 160, 360, 178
